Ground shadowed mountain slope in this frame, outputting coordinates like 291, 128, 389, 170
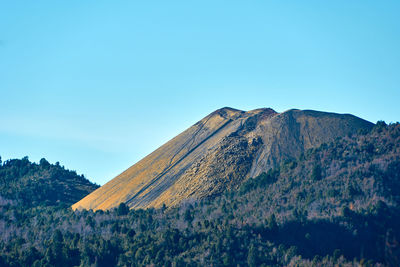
72, 107, 373, 210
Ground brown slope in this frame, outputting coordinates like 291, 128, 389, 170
72, 107, 373, 210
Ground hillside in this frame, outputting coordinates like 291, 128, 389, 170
0, 122, 399, 266
229, 120, 400, 222
0, 157, 99, 206
73, 107, 373, 210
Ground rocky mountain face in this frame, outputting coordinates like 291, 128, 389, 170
72, 107, 373, 210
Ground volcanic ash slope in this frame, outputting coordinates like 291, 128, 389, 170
72, 107, 373, 210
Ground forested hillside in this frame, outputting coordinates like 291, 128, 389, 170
0, 122, 399, 266
0, 157, 99, 207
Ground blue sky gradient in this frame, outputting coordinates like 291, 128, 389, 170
1, 1, 399, 184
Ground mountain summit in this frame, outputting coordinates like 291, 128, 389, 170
72, 107, 373, 210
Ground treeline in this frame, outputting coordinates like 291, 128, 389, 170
2, 201, 398, 267
0, 122, 399, 266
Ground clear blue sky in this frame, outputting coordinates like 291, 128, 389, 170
1, 1, 399, 185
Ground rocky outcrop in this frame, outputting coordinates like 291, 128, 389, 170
72, 107, 373, 210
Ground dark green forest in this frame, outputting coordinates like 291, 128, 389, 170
0, 122, 399, 266
0, 156, 99, 207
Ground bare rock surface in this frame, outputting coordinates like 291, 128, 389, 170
72, 107, 373, 210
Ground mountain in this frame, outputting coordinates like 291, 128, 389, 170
72, 107, 373, 211
0, 156, 99, 206
1, 122, 399, 266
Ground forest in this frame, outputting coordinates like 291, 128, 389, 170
0, 122, 399, 266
